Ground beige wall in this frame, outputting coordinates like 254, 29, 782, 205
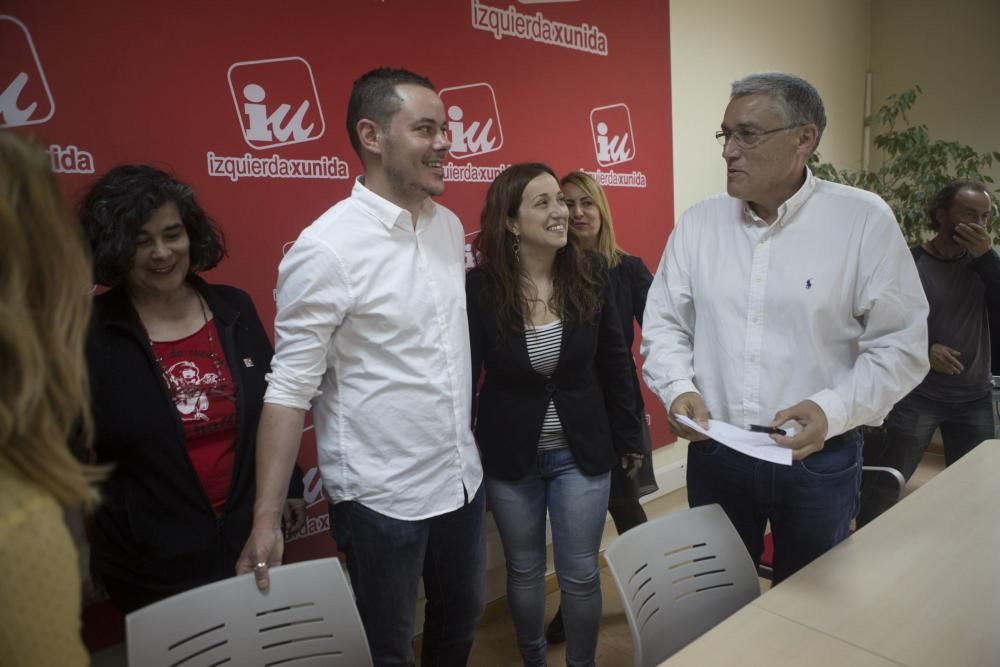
669, 0, 1000, 223
669, 0, 872, 221
870, 0, 1000, 184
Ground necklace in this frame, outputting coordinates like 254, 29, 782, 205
147, 293, 233, 401
196, 295, 229, 382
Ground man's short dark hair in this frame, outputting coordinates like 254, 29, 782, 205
345, 67, 435, 162
78, 165, 226, 287
927, 179, 992, 230
731, 72, 827, 155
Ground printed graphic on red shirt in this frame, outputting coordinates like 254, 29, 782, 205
152, 323, 236, 436
162, 360, 220, 422
153, 322, 237, 513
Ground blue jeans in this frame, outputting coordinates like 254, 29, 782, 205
857, 390, 993, 526
686, 429, 862, 584
330, 485, 486, 667
486, 447, 610, 667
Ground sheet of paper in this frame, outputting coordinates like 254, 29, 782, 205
675, 415, 794, 466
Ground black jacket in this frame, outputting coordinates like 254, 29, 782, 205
86, 277, 302, 595
467, 266, 642, 480
609, 254, 654, 413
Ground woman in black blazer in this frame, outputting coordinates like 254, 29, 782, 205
544, 170, 661, 643
467, 163, 643, 667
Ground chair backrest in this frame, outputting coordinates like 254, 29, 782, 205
126, 557, 371, 667
604, 504, 760, 667
862, 465, 905, 500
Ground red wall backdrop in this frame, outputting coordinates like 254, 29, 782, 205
2, 0, 674, 562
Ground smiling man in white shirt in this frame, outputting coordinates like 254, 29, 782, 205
236, 68, 485, 666
641, 72, 929, 583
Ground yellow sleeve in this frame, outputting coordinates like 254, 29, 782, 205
0, 484, 89, 667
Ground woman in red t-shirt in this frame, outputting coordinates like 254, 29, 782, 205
80, 165, 306, 614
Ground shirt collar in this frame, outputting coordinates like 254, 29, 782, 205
351, 177, 436, 231
742, 167, 817, 230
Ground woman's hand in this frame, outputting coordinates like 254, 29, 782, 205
621, 453, 645, 479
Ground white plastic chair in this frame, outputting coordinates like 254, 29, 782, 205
126, 557, 371, 667
605, 504, 760, 667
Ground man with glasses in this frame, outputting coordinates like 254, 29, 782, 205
641, 72, 930, 582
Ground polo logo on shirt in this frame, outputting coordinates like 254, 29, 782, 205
439, 82, 504, 160
227, 56, 325, 150
590, 103, 636, 167
806, 279, 813, 290
0, 15, 55, 128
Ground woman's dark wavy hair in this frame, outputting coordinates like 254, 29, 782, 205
473, 162, 603, 335
78, 165, 226, 287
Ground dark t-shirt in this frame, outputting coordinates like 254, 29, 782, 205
911, 246, 1000, 402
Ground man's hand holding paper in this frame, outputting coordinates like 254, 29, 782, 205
674, 414, 794, 465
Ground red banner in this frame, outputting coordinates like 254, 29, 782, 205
2, 0, 673, 563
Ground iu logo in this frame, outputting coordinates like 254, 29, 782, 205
590, 103, 636, 167
227, 56, 325, 150
439, 82, 503, 160
0, 15, 56, 128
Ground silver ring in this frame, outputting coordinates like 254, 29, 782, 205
254, 561, 268, 570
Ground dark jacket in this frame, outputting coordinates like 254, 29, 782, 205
86, 277, 302, 595
467, 266, 642, 480
610, 254, 654, 413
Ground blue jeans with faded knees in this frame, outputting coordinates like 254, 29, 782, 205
687, 429, 862, 584
330, 485, 486, 667
486, 447, 611, 667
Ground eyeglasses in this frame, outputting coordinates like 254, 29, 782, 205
715, 123, 804, 149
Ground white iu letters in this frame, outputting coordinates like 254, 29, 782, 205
447, 104, 496, 154
242, 83, 314, 143
0, 72, 37, 126
595, 121, 632, 163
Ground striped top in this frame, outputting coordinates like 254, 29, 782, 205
525, 320, 567, 450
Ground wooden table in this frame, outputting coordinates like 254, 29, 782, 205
665, 440, 1000, 667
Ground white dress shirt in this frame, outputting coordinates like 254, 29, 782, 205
641, 170, 930, 439
265, 178, 482, 520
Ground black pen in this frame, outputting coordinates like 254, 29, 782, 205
748, 424, 786, 436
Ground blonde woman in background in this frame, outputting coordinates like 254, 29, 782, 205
0, 130, 97, 666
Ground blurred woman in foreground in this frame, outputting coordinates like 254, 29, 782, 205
0, 130, 95, 665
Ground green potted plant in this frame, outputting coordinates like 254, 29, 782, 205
809, 86, 1000, 244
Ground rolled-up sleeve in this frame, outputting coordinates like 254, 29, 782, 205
264, 235, 354, 410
